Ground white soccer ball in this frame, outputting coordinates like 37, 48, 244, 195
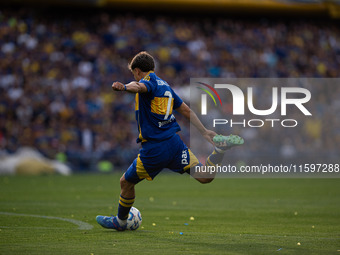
126, 207, 142, 230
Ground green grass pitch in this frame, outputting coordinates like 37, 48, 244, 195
1, 173, 339, 255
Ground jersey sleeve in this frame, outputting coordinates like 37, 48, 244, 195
171, 88, 183, 109
140, 78, 156, 93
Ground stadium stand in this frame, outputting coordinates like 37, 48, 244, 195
0, 6, 339, 171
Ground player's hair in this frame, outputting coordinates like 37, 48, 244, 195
128, 51, 155, 72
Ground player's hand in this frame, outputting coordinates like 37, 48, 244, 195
203, 129, 217, 146
112, 82, 125, 91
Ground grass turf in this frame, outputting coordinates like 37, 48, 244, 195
0, 173, 339, 255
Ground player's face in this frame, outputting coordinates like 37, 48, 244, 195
131, 69, 140, 81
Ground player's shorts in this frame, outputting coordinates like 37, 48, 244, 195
124, 134, 201, 184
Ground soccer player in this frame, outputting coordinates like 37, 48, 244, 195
96, 51, 243, 231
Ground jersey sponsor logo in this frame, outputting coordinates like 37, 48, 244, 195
158, 114, 175, 127
181, 150, 188, 165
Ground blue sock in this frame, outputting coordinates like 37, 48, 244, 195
118, 195, 135, 220
206, 149, 224, 166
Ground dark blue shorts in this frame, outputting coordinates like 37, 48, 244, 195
124, 134, 200, 184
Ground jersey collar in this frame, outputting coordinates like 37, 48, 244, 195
143, 71, 154, 79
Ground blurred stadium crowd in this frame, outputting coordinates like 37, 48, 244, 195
0, 7, 339, 171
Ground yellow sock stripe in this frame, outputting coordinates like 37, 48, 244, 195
119, 196, 135, 204
119, 200, 134, 207
206, 158, 215, 166
119, 200, 134, 206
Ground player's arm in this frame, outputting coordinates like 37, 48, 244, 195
112, 81, 148, 93
176, 102, 216, 145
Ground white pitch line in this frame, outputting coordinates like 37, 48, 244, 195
0, 212, 93, 230
0, 226, 68, 230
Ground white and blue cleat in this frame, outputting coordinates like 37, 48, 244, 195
96, 215, 127, 231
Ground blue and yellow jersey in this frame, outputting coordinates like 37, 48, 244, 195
135, 71, 183, 143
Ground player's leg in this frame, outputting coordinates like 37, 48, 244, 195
167, 134, 212, 183
96, 152, 163, 231
114, 139, 174, 228
194, 134, 244, 183
114, 145, 169, 227
116, 173, 136, 226
170, 134, 243, 183
193, 150, 221, 183
96, 157, 144, 231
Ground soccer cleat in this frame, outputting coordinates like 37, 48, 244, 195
96, 215, 127, 231
213, 134, 244, 151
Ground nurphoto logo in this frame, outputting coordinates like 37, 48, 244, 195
197, 81, 312, 128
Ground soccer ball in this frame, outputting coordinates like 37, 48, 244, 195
126, 207, 142, 230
